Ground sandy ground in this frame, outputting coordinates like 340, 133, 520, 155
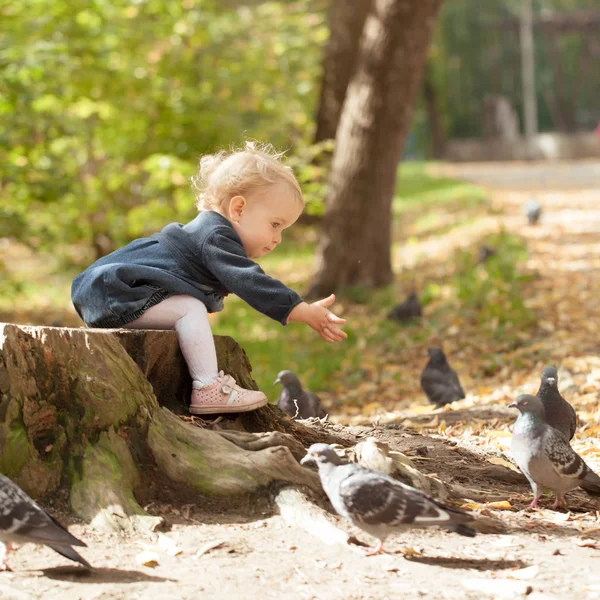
3, 161, 600, 599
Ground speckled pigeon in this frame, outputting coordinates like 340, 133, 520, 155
524, 198, 542, 225
535, 366, 577, 441
0, 473, 91, 569
274, 370, 326, 420
301, 443, 475, 555
509, 394, 600, 508
387, 291, 422, 322
420, 347, 466, 407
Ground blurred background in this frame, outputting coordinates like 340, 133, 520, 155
2, 0, 599, 415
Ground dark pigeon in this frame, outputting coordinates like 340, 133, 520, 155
524, 198, 542, 225
0, 473, 91, 569
387, 291, 422, 322
535, 366, 577, 442
301, 443, 475, 555
420, 347, 466, 407
477, 244, 497, 264
274, 370, 326, 419
509, 394, 600, 508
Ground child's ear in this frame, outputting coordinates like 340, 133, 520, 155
228, 195, 246, 222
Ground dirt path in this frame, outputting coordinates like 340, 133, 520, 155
3, 162, 600, 599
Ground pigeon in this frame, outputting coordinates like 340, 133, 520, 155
535, 366, 577, 442
274, 370, 326, 419
420, 347, 466, 407
523, 198, 542, 225
477, 244, 497, 264
0, 473, 91, 570
509, 394, 600, 508
387, 291, 422, 322
300, 443, 475, 555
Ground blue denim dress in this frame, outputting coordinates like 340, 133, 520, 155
71, 211, 302, 328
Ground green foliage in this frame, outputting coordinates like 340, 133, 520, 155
452, 230, 535, 333
285, 138, 334, 216
1, 0, 327, 253
412, 0, 600, 146
393, 162, 486, 214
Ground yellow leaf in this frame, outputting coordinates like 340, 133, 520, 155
487, 456, 521, 473
485, 501, 512, 510
136, 551, 160, 567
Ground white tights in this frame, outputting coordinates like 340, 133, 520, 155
126, 295, 219, 389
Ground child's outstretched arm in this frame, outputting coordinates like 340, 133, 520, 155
287, 294, 347, 343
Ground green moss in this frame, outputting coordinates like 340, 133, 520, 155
70, 428, 146, 525
0, 421, 32, 477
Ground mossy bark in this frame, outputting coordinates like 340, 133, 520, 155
0, 323, 335, 532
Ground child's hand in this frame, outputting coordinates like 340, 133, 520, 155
288, 294, 348, 343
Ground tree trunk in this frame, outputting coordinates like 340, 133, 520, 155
314, 0, 373, 144
308, 0, 443, 298
0, 323, 343, 533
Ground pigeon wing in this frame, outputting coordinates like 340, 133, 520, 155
544, 430, 587, 481
421, 368, 460, 406
567, 403, 577, 440
0, 476, 85, 548
338, 473, 451, 529
449, 369, 466, 399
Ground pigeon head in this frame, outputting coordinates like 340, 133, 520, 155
300, 444, 346, 467
427, 346, 447, 365
274, 370, 300, 386
541, 366, 558, 387
509, 394, 546, 420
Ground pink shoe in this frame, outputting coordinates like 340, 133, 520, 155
189, 371, 268, 415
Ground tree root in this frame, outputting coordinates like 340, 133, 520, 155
0, 323, 333, 533
273, 487, 354, 548
148, 408, 321, 495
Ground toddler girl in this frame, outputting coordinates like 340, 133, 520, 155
72, 142, 347, 414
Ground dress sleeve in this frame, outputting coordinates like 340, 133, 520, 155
202, 227, 303, 325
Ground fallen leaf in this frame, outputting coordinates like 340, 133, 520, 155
507, 565, 539, 580
194, 540, 226, 559
486, 501, 513, 510
575, 538, 600, 549
136, 550, 160, 567
487, 456, 521, 473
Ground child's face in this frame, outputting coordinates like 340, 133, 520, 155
230, 181, 303, 259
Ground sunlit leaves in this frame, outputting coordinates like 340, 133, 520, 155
1, 0, 327, 253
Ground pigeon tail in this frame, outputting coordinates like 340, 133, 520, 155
446, 523, 476, 537
581, 470, 600, 495
48, 544, 93, 569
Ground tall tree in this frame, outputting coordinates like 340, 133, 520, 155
308, 0, 443, 297
313, 0, 373, 143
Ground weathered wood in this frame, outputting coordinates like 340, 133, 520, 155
0, 323, 340, 533
274, 487, 353, 547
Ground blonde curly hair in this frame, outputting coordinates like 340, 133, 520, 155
191, 141, 304, 212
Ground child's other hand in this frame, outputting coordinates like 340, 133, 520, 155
288, 294, 348, 343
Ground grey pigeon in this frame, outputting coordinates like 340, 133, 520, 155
477, 244, 497, 264
420, 347, 466, 407
535, 366, 577, 441
509, 394, 600, 508
387, 291, 422, 322
0, 473, 91, 569
274, 370, 326, 419
301, 443, 475, 555
524, 198, 542, 225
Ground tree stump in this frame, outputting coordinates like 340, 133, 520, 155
0, 323, 338, 533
